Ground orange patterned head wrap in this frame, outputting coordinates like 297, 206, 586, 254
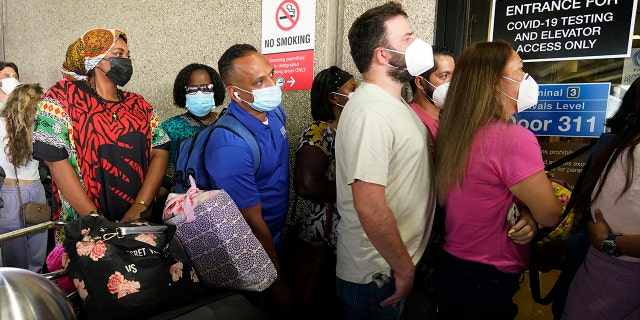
61, 28, 127, 81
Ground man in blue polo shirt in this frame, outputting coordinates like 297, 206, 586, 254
207, 43, 290, 314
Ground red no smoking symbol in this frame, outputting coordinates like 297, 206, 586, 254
275, 0, 300, 31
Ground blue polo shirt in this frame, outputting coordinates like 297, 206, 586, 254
205, 100, 289, 246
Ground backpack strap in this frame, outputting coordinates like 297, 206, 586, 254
273, 106, 285, 125
544, 141, 596, 172
213, 113, 261, 175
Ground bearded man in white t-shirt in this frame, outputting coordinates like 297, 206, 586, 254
334, 2, 437, 319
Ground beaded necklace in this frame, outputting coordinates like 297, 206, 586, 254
87, 82, 124, 122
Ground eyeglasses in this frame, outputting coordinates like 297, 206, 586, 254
185, 84, 215, 95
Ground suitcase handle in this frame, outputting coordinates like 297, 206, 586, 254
0, 221, 65, 244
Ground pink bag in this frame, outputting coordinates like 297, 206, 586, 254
162, 177, 220, 223
163, 176, 277, 292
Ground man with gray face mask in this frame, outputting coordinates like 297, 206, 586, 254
408, 47, 455, 157
0, 62, 20, 105
335, 2, 437, 319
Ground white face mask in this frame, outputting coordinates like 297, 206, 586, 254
332, 91, 354, 108
1, 78, 20, 95
386, 38, 434, 76
501, 73, 539, 112
424, 80, 449, 108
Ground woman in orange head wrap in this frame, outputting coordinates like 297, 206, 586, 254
33, 29, 169, 242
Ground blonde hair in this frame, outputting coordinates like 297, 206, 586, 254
0, 83, 44, 166
435, 41, 513, 203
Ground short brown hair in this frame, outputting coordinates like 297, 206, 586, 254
348, 1, 407, 74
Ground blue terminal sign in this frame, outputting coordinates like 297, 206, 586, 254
513, 83, 610, 137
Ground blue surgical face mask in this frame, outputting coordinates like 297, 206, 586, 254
185, 92, 215, 117
234, 85, 282, 112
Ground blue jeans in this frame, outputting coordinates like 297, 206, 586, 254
336, 276, 405, 320
436, 250, 521, 320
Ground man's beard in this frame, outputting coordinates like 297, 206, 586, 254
387, 52, 412, 83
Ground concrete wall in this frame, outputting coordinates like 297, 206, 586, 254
3, 0, 436, 216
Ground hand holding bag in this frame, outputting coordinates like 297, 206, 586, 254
14, 168, 51, 225
163, 176, 277, 292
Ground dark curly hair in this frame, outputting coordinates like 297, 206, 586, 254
173, 63, 225, 108
0, 61, 19, 80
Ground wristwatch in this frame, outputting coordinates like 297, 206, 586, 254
602, 233, 622, 257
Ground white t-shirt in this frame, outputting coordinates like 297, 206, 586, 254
0, 117, 40, 180
335, 82, 436, 283
591, 146, 640, 262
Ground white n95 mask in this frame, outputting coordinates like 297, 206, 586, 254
425, 80, 450, 108
501, 73, 539, 112
386, 38, 434, 76
1, 78, 20, 95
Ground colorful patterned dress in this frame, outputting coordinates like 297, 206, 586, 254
296, 121, 340, 252
33, 80, 169, 241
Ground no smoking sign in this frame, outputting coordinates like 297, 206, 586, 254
276, 0, 300, 31
262, 0, 316, 91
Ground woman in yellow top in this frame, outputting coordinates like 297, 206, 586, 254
290, 66, 357, 318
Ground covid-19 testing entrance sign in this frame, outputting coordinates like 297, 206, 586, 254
490, 0, 638, 62
262, 0, 316, 91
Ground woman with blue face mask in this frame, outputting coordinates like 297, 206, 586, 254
159, 63, 225, 196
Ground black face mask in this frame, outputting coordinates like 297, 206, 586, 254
105, 57, 133, 86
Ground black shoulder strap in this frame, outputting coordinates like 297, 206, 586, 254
184, 112, 208, 127
544, 141, 596, 172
